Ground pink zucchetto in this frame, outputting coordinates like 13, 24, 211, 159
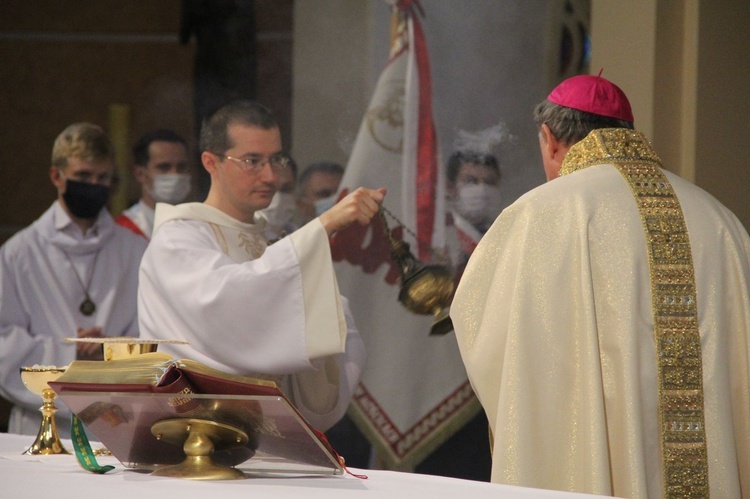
547, 73, 634, 123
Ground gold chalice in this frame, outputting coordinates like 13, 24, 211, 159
19, 366, 69, 455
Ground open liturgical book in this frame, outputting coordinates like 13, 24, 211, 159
49, 353, 345, 476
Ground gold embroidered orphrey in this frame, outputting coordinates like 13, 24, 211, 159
208, 222, 266, 259
561, 129, 710, 498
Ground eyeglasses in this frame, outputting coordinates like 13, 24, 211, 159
213, 152, 291, 174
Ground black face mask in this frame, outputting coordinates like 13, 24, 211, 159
62, 179, 109, 219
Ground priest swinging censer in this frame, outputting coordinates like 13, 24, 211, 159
17, 210, 457, 480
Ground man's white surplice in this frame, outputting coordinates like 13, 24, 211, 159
0, 202, 147, 436
138, 202, 365, 431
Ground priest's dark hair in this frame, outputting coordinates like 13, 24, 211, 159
199, 100, 278, 154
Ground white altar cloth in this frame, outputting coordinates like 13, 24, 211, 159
0, 433, 616, 498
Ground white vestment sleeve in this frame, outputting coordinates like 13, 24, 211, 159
0, 251, 69, 414
290, 296, 365, 431
140, 208, 362, 431
288, 219, 347, 359
139, 218, 347, 376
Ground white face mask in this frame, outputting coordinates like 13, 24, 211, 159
151, 173, 191, 204
455, 184, 503, 227
263, 192, 296, 229
315, 193, 338, 217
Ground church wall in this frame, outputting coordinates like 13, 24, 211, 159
0, 1, 195, 244
590, 0, 750, 231
692, 0, 750, 229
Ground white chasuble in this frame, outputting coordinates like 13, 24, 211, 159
138, 203, 364, 431
451, 132, 750, 497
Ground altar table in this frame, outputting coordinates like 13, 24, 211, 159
0, 433, 616, 499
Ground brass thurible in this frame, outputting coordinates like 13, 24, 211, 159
380, 209, 455, 335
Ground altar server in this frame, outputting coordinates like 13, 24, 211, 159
0, 122, 147, 436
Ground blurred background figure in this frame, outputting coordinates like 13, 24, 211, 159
444, 150, 503, 284
447, 150, 502, 234
295, 161, 344, 226
116, 129, 192, 239
261, 155, 298, 241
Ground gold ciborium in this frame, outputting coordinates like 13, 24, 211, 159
380, 210, 455, 335
19, 366, 69, 455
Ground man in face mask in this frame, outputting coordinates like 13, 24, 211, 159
116, 129, 192, 239
447, 150, 503, 234
0, 122, 147, 437
261, 155, 299, 241
294, 161, 344, 226
446, 150, 503, 283
444, 150, 503, 277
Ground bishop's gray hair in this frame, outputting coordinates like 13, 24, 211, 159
534, 99, 634, 145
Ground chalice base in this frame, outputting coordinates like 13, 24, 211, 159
23, 405, 69, 455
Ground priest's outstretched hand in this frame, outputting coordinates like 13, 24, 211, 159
319, 187, 386, 236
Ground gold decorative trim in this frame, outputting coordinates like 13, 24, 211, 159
347, 381, 482, 471
208, 223, 228, 255
562, 129, 709, 497
559, 128, 661, 176
237, 231, 266, 259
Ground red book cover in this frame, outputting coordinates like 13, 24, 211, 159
49, 354, 343, 475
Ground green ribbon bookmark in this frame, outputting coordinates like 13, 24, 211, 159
71, 415, 115, 474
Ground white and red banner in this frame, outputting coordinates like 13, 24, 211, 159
331, 0, 480, 470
